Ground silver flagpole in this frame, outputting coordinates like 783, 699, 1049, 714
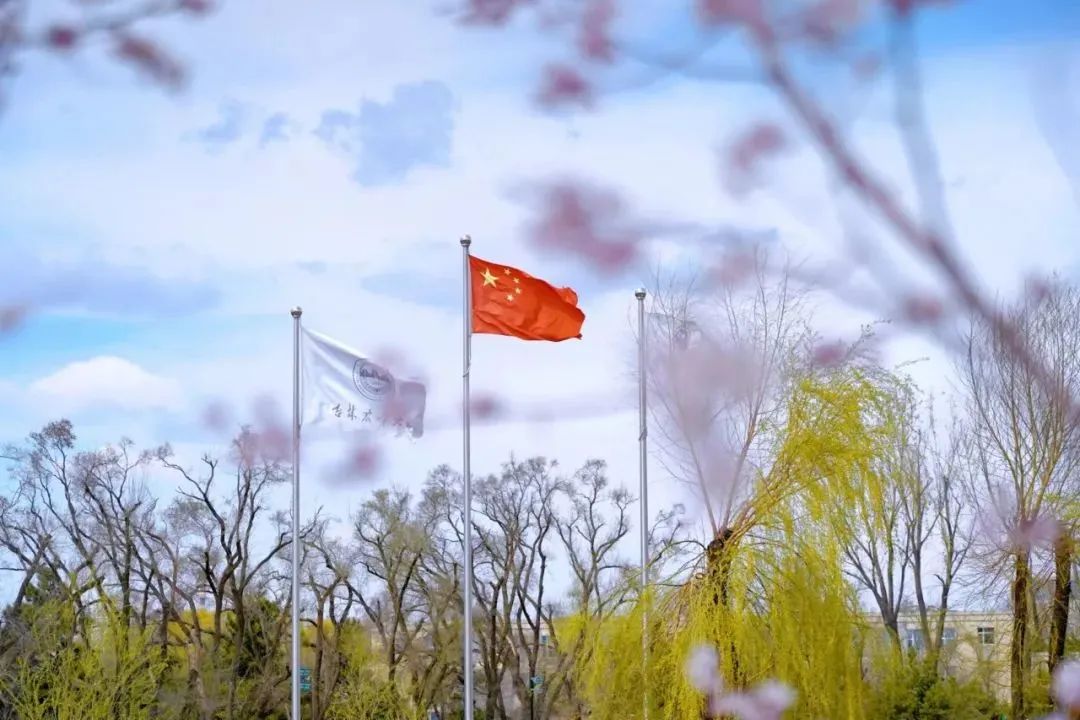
635, 288, 649, 720
290, 306, 303, 720
460, 236, 475, 720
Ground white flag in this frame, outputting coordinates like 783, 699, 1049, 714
301, 328, 426, 438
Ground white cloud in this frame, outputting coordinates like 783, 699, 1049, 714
30, 356, 184, 413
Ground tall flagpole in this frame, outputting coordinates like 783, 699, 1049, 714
635, 288, 649, 719
460, 236, 475, 720
290, 306, 303, 720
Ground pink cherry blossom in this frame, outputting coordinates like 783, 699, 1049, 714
200, 401, 232, 433
45, 25, 79, 50
686, 644, 721, 694
578, 0, 615, 62
697, 0, 765, 28
112, 32, 184, 89
0, 305, 26, 335
527, 180, 641, 274
724, 123, 788, 195
902, 294, 944, 324
1052, 660, 1080, 712
712, 680, 795, 720
537, 64, 593, 108
342, 441, 382, 480
470, 393, 504, 420
811, 340, 847, 368
462, 0, 530, 25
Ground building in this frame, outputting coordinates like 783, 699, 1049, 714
869, 611, 1012, 700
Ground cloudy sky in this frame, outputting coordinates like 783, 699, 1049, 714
1, 0, 1078, 552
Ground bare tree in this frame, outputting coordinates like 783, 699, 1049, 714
961, 280, 1080, 718
156, 429, 296, 720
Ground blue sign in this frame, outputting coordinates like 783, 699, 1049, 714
299, 667, 312, 693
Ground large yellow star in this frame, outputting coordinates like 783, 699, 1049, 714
481, 268, 498, 287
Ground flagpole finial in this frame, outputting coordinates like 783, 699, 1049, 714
460, 235, 472, 248
634, 288, 647, 300
291, 307, 303, 318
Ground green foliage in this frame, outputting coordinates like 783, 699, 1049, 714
328, 676, 422, 720
867, 662, 1005, 720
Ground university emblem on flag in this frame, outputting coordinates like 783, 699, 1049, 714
352, 360, 394, 401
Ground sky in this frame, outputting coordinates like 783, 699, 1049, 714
0, 0, 1078, 599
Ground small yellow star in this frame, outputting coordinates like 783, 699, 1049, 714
513, 277, 519, 284
515, 287, 522, 295
504, 268, 511, 275
481, 268, 498, 287
506, 293, 514, 302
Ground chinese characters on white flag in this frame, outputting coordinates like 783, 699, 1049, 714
301, 328, 426, 438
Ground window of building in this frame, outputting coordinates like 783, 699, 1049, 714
977, 626, 994, 645
904, 628, 925, 652
942, 627, 957, 644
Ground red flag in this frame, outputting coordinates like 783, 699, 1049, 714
469, 256, 585, 341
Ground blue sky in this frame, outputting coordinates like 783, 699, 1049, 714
0, 0, 1078, 546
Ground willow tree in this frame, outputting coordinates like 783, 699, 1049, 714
575, 359, 908, 719
646, 251, 811, 600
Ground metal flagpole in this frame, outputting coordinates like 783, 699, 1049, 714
290, 306, 303, 720
460, 236, 475, 720
635, 288, 649, 719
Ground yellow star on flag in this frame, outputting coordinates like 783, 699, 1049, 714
482, 268, 498, 287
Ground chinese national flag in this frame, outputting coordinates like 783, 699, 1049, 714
469, 255, 585, 341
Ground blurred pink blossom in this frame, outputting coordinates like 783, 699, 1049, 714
811, 340, 846, 368
342, 441, 382, 481
725, 123, 787, 195
687, 644, 722, 694
45, 25, 79, 50
112, 32, 184, 89
902, 294, 944, 324
888, 0, 952, 16
200, 401, 232, 434
981, 488, 1061, 552
697, 0, 765, 29
0, 305, 27, 335
710, 249, 757, 288
179, 0, 213, 14
470, 393, 504, 420
1052, 660, 1080, 713
578, 0, 615, 62
527, 180, 641, 274
799, 0, 865, 44
661, 342, 752, 435
462, 0, 530, 24
712, 680, 796, 720
1011, 514, 1061, 552
1026, 275, 1052, 302
241, 395, 291, 464
537, 63, 593, 108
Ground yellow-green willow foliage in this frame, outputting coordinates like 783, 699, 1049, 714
1, 602, 168, 720
573, 364, 913, 720
326, 627, 423, 720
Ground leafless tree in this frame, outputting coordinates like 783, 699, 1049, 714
960, 280, 1080, 718
156, 429, 296, 720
